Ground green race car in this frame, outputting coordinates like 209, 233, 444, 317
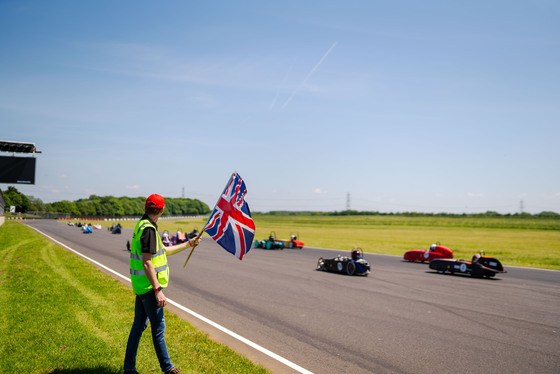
254, 231, 285, 250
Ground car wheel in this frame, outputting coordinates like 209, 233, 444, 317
254, 240, 259, 248
346, 261, 356, 276
289, 241, 294, 248
266, 241, 271, 249
471, 264, 484, 278
317, 258, 325, 270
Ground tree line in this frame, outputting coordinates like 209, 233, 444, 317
2, 186, 558, 218
257, 209, 560, 218
1, 186, 210, 217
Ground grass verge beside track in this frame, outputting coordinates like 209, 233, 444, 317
0, 221, 270, 374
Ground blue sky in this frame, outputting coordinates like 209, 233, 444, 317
1, 0, 559, 213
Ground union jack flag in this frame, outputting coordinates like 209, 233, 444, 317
204, 172, 255, 260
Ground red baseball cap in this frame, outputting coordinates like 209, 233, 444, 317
145, 194, 165, 209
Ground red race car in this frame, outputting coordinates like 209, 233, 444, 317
278, 232, 305, 249
403, 243, 453, 262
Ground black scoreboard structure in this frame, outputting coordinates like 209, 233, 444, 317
0, 141, 41, 185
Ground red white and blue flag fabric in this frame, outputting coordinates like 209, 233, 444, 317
203, 172, 255, 260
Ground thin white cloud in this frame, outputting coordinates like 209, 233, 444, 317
466, 192, 484, 198
314, 188, 327, 194
270, 64, 293, 110
126, 185, 141, 190
281, 42, 337, 110
186, 94, 217, 108
68, 42, 283, 91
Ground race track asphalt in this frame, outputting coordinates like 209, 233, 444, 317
25, 220, 560, 374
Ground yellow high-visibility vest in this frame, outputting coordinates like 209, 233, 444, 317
130, 218, 169, 295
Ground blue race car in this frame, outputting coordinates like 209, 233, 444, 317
317, 248, 370, 276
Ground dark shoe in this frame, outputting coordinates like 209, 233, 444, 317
164, 368, 182, 374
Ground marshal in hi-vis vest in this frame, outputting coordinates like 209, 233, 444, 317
130, 219, 169, 295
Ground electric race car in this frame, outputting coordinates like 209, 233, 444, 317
403, 243, 453, 262
429, 251, 507, 278
187, 228, 200, 240
171, 228, 199, 245
317, 247, 370, 276
278, 232, 305, 249
108, 223, 122, 234
254, 232, 285, 250
162, 231, 173, 247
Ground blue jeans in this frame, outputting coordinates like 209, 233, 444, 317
124, 290, 173, 372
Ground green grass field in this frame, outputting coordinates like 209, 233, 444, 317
251, 215, 560, 270
0, 221, 270, 374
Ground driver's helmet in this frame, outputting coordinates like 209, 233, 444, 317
430, 244, 436, 252
269, 235, 274, 241
472, 253, 481, 263
163, 232, 169, 238
351, 249, 363, 260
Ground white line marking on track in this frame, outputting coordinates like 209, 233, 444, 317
28, 225, 314, 374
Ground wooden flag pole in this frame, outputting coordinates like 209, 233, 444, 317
183, 230, 204, 268
183, 172, 237, 269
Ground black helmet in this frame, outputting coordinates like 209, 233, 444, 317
351, 249, 363, 260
